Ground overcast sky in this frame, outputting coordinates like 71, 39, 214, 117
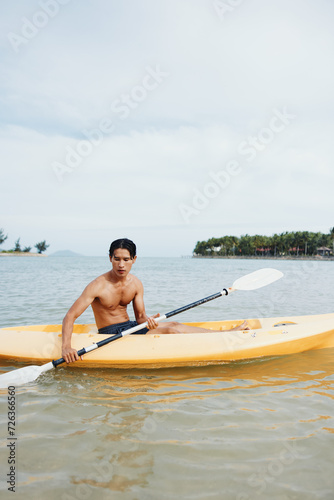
1, 0, 333, 256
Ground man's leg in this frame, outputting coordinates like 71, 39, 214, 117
148, 321, 249, 334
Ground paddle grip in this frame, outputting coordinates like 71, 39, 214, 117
52, 357, 67, 367
53, 347, 89, 367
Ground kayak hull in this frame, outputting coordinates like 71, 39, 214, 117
0, 313, 333, 368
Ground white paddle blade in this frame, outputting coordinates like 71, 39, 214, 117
0, 362, 54, 388
232, 268, 283, 291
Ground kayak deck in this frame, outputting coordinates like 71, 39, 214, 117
0, 313, 333, 368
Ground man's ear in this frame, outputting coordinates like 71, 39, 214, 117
133, 256, 137, 264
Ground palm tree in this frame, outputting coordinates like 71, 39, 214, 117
281, 231, 293, 255
330, 227, 334, 255
35, 241, 50, 254
253, 235, 264, 256
193, 241, 208, 255
13, 238, 21, 252
0, 228, 8, 246
239, 234, 252, 255
271, 234, 279, 257
301, 231, 310, 255
294, 231, 306, 256
308, 232, 321, 255
230, 235, 239, 256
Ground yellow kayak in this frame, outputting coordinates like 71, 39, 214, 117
0, 313, 333, 368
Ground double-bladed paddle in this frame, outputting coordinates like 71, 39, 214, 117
0, 268, 283, 387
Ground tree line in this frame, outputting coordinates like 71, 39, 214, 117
193, 229, 334, 257
0, 228, 49, 254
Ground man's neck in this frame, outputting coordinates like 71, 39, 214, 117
109, 269, 131, 283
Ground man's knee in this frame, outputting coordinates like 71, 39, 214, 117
164, 321, 180, 334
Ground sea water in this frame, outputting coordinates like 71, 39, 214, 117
0, 256, 333, 499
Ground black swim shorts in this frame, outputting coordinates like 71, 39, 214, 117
98, 320, 148, 335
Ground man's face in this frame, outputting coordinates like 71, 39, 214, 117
110, 248, 136, 277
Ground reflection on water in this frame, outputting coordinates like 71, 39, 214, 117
47, 351, 333, 410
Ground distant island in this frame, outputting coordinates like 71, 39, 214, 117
49, 250, 83, 257
193, 230, 334, 259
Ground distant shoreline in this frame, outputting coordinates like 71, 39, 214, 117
0, 252, 47, 257
192, 255, 334, 261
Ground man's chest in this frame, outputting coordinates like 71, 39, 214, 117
97, 284, 136, 308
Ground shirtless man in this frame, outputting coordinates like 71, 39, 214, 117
62, 238, 248, 363
62, 238, 220, 363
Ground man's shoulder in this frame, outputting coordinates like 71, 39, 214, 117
129, 274, 143, 289
87, 272, 109, 289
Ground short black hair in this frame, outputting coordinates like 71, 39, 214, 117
109, 238, 136, 259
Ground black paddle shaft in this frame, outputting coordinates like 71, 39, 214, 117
52, 289, 228, 368
165, 290, 227, 318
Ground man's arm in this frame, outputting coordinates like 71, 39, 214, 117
132, 280, 159, 330
62, 281, 99, 363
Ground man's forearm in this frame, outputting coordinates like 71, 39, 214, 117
136, 315, 149, 324
62, 314, 74, 348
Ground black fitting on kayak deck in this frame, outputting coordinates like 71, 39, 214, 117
222, 288, 228, 295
